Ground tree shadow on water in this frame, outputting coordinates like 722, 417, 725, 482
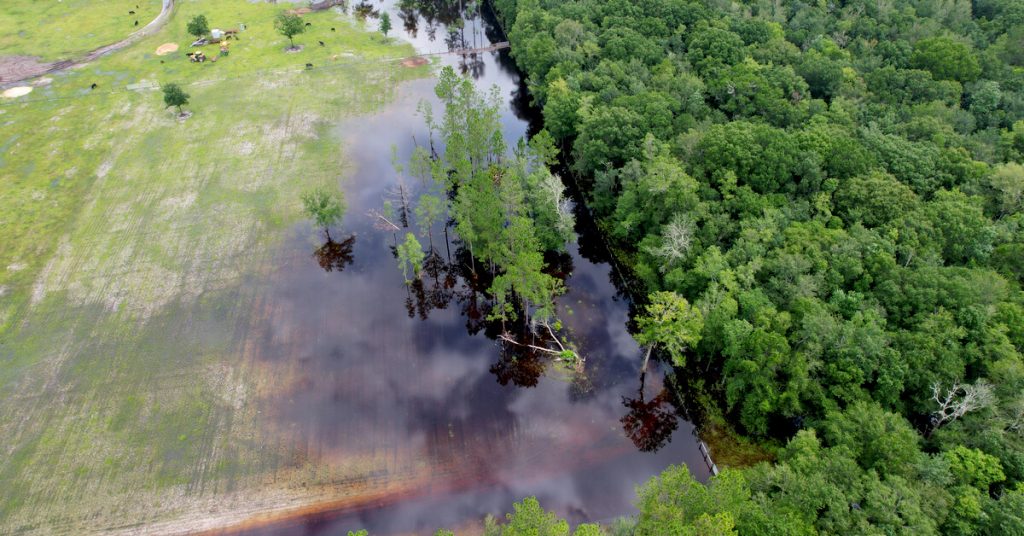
313, 234, 356, 273
490, 343, 545, 388
620, 373, 679, 453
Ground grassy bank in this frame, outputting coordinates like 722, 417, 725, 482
0, 0, 428, 531
0, 0, 164, 61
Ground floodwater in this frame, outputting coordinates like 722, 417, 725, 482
233, 1, 710, 533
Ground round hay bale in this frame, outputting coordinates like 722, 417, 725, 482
155, 43, 179, 56
2, 86, 32, 98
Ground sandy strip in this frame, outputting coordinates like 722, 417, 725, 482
2, 86, 32, 98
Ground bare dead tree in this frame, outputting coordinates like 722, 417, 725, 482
498, 317, 584, 372
648, 215, 695, 272
1006, 402, 1024, 437
383, 179, 412, 228
368, 208, 401, 232
930, 380, 995, 435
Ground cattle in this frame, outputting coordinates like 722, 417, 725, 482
318, 41, 325, 46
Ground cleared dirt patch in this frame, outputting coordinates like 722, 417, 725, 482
155, 43, 180, 56
0, 55, 53, 83
2, 86, 32, 98
401, 56, 429, 68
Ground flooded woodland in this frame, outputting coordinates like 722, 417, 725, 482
240, 1, 710, 533
0, 1, 709, 534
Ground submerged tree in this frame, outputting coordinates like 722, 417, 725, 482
301, 186, 346, 239
396, 232, 425, 282
379, 12, 392, 36
161, 83, 190, 115
275, 11, 305, 49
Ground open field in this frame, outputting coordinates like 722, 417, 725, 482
0, 0, 430, 532
0, 0, 164, 61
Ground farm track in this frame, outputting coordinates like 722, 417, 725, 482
0, 0, 174, 86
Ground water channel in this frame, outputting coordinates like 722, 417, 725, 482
234, 1, 710, 533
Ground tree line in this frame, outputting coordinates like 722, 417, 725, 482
478, 0, 1024, 533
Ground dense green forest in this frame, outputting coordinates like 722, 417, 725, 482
479, 0, 1024, 533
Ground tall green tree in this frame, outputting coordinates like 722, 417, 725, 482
275, 11, 305, 49
634, 291, 704, 370
396, 233, 425, 282
161, 83, 190, 115
301, 186, 346, 238
911, 37, 981, 83
187, 14, 209, 39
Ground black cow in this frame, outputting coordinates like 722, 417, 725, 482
90, 83, 98, 89
128, 10, 135, 14
134, 20, 139, 26
305, 63, 313, 69
318, 40, 325, 46
305, 22, 312, 27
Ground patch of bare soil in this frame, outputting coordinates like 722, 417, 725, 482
0, 0, 175, 85
0, 56, 55, 84
284, 45, 305, 53
401, 56, 429, 68
2, 86, 33, 98
156, 43, 180, 56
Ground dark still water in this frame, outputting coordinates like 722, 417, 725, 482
225, 2, 710, 534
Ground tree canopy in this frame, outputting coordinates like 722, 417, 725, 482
487, 0, 1024, 532
161, 83, 189, 114
274, 11, 305, 48
301, 186, 345, 237
186, 14, 209, 39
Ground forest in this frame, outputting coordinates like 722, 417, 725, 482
478, 0, 1024, 533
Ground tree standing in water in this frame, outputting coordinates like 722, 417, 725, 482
162, 83, 190, 115
275, 11, 305, 49
302, 186, 346, 239
379, 12, 392, 37
396, 233, 425, 282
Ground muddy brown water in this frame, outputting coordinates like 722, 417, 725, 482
229, 2, 711, 534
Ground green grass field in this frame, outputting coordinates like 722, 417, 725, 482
0, 0, 164, 61
0, 1, 429, 531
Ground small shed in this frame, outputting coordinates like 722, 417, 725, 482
210, 28, 224, 40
